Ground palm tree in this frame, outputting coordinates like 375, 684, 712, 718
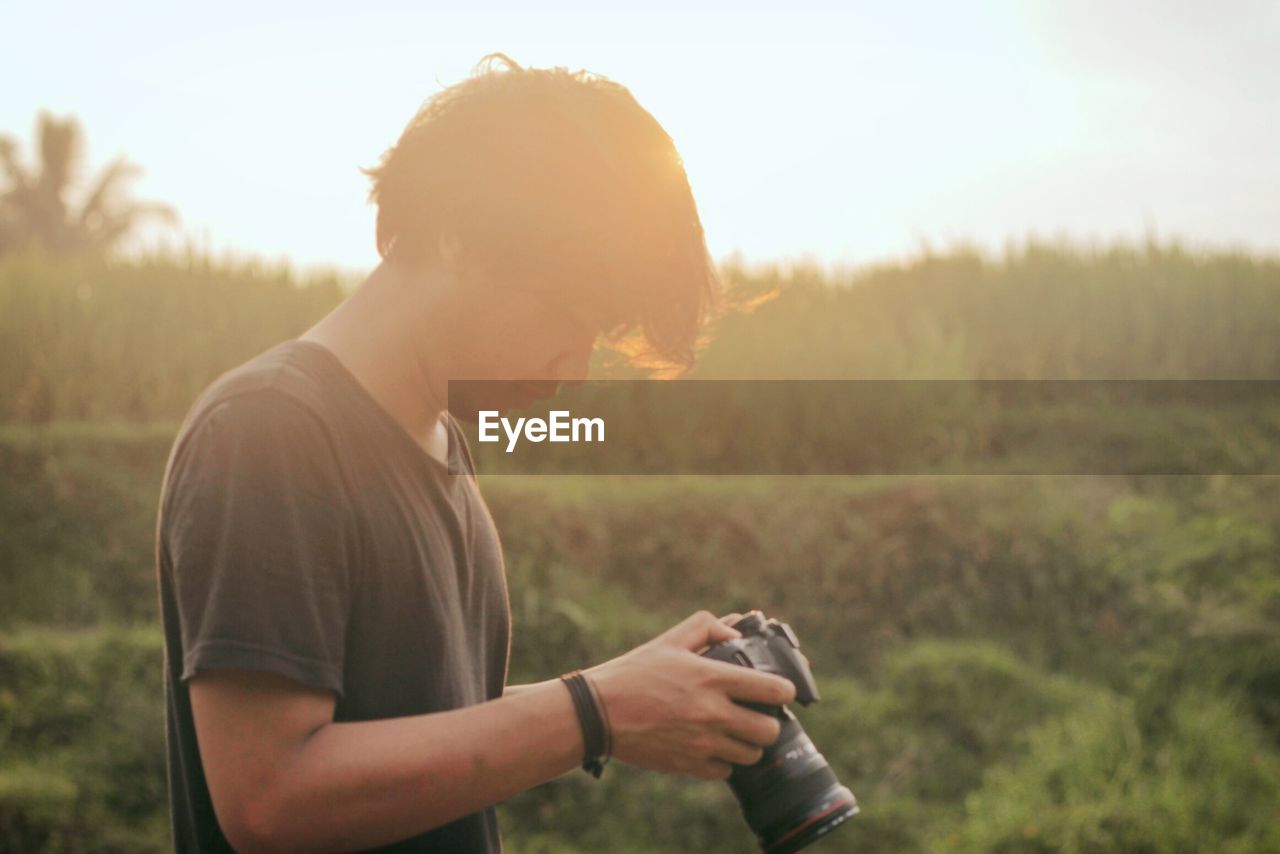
0, 111, 178, 255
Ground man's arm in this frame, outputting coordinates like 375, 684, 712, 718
500, 613, 744, 700
192, 611, 792, 853
192, 669, 582, 852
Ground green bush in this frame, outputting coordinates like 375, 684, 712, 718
936, 692, 1280, 853
2, 446, 1278, 851
0, 423, 173, 626
0, 626, 166, 852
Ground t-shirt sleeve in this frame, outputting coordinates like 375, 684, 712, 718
162, 389, 358, 698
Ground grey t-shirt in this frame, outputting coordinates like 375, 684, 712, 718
155, 338, 511, 852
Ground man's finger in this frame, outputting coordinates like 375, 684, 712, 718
710, 734, 766, 767
718, 612, 743, 627
704, 657, 797, 706
665, 610, 742, 652
719, 700, 784, 748
694, 757, 735, 781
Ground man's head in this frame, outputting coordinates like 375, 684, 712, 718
361, 52, 720, 408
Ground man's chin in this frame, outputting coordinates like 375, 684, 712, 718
447, 380, 559, 423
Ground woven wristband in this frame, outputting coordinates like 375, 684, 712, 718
559, 670, 611, 778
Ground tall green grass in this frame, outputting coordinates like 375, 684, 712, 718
2, 238, 1278, 425
699, 240, 1280, 380
0, 246, 347, 422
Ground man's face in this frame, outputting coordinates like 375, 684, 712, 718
424, 272, 615, 421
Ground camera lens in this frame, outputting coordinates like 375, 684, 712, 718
727, 707, 859, 854
700, 612, 858, 851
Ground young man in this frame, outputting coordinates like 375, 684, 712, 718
154, 54, 794, 852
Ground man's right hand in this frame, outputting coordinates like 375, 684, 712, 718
584, 610, 797, 781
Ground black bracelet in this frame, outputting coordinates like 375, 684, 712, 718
584, 671, 613, 761
559, 670, 611, 779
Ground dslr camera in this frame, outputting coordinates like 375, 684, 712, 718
700, 610, 858, 853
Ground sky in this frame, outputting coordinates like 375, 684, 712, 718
4, 0, 1278, 276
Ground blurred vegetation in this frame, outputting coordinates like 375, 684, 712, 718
0, 248, 345, 422
4, 238, 1280, 422
1, 240, 1278, 851
0, 112, 177, 257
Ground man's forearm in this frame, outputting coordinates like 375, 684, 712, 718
252, 677, 582, 852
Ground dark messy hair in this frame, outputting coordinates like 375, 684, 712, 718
361, 52, 720, 372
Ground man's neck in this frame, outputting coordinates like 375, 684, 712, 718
299, 261, 450, 461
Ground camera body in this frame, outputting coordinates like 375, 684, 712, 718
701, 611, 858, 854
701, 611, 821, 707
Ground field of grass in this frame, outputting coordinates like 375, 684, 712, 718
2, 241, 1278, 851
4, 238, 1280, 423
